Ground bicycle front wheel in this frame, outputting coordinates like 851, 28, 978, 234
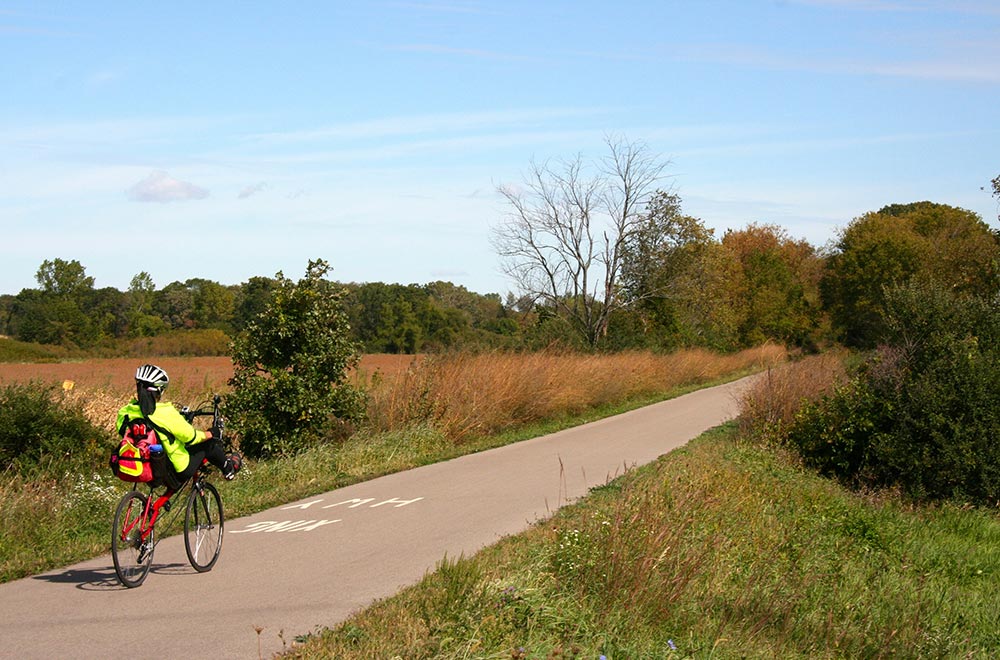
184, 481, 224, 571
112, 490, 154, 588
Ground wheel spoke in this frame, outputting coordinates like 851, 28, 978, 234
185, 481, 224, 571
112, 491, 154, 588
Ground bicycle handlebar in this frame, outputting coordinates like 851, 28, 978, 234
180, 395, 225, 441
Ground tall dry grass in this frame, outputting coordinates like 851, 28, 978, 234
738, 351, 849, 440
25, 347, 785, 447
366, 345, 786, 442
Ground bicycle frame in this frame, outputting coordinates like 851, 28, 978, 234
120, 479, 185, 547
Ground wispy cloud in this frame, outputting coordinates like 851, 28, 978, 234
238, 182, 267, 199
0, 8, 87, 36
84, 70, 122, 87
244, 108, 610, 146
126, 170, 209, 203
788, 0, 1000, 14
668, 43, 1000, 83
388, 42, 538, 62
673, 128, 986, 159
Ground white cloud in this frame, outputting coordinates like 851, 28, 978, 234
126, 170, 209, 203
238, 182, 267, 199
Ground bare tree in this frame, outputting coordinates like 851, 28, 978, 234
493, 136, 669, 347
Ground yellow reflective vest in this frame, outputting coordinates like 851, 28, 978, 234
116, 400, 208, 473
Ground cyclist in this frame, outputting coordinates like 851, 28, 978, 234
116, 364, 241, 482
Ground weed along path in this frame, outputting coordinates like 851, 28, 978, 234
0, 376, 753, 659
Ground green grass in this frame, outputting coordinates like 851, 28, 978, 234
285, 425, 1000, 659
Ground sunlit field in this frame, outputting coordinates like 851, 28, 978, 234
0, 354, 418, 393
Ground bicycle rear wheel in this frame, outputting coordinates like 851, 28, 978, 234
111, 490, 154, 588
184, 481, 224, 571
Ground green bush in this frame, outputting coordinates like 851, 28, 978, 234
785, 281, 1000, 504
785, 378, 889, 483
0, 382, 108, 476
227, 260, 366, 458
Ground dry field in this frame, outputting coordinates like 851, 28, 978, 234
0, 347, 783, 440
366, 345, 787, 442
0, 354, 420, 393
0, 354, 421, 434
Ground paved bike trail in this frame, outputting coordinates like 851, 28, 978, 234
0, 377, 752, 659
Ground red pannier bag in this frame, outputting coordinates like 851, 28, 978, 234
109, 421, 164, 483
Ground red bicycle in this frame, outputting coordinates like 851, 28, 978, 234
111, 395, 226, 588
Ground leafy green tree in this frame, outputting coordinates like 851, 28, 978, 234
188, 278, 236, 331
821, 202, 1000, 347
0, 294, 14, 335
227, 260, 365, 458
666, 240, 744, 350
86, 286, 128, 341
35, 258, 93, 297
347, 282, 423, 352
154, 281, 196, 329
619, 192, 724, 349
233, 276, 278, 330
11, 259, 97, 346
345, 282, 471, 353
425, 281, 505, 331
126, 272, 166, 337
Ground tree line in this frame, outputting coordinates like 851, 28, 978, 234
0, 263, 521, 354
3, 199, 999, 356
3, 143, 998, 355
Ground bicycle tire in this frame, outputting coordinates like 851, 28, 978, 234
111, 490, 155, 588
184, 481, 224, 572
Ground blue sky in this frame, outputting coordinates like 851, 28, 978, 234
2, 0, 998, 297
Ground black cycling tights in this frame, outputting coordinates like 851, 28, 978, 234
173, 438, 229, 483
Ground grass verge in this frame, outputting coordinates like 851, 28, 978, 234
285, 424, 1000, 659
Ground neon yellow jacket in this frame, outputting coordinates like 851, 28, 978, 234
116, 400, 208, 473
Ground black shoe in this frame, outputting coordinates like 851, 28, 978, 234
223, 452, 242, 480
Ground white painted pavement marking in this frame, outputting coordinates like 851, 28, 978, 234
229, 495, 425, 533
230, 519, 341, 534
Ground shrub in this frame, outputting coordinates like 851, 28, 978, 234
227, 260, 366, 458
0, 382, 108, 476
783, 281, 1000, 504
784, 377, 891, 483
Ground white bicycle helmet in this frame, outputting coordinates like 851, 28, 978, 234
135, 364, 169, 392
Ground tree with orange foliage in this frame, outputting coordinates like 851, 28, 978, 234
721, 224, 824, 349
